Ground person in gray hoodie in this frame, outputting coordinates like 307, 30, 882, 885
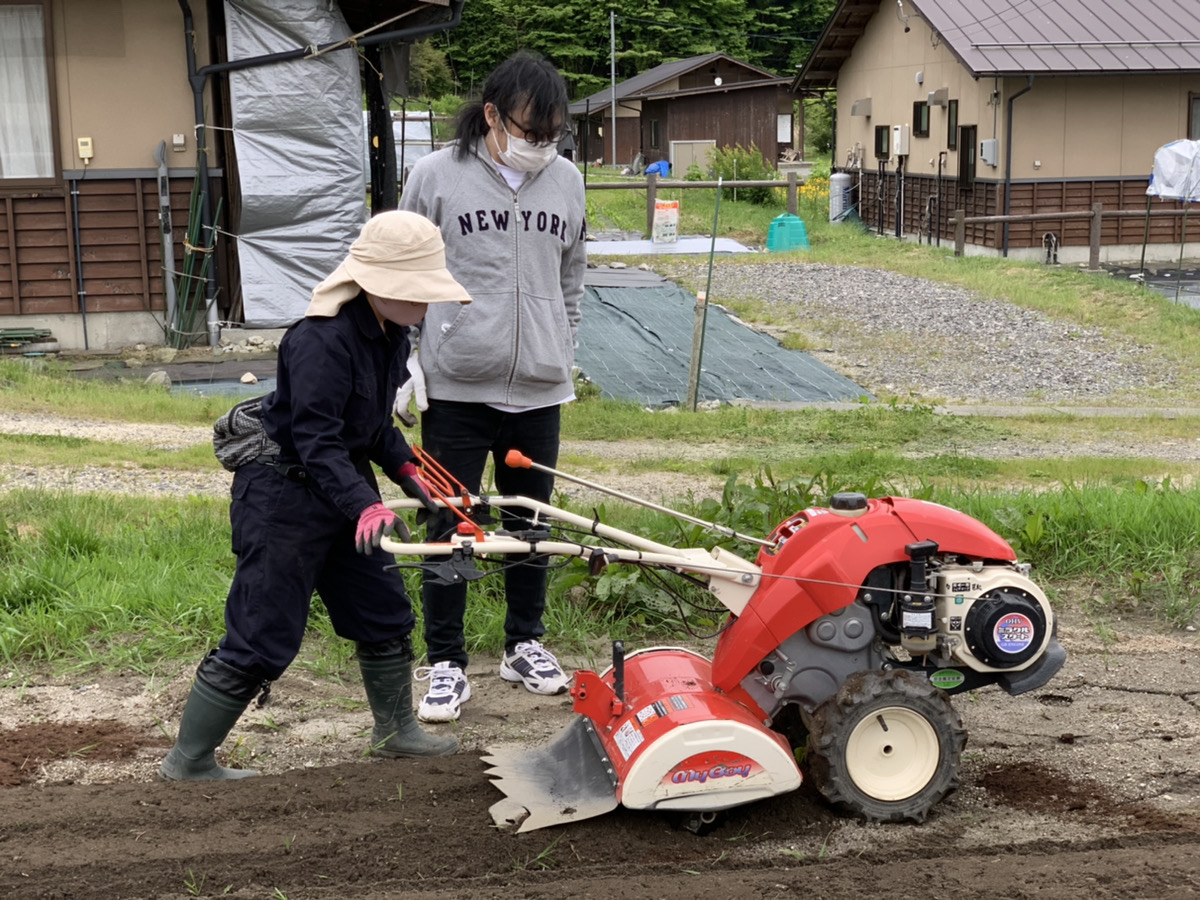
397, 51, 587, 723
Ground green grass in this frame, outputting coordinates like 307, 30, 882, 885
4, 459, 1199, 677
0, 358, 225, 424
586, 178, 781, 244
3, 202, 1200, 674
0, 432, 217, 470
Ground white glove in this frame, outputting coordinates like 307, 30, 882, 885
393, 349, 427, 427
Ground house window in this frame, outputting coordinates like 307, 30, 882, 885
0, 2, 56, 182
947, 100, 958, 149
1191, 94, 1200, 141
874, 125, 890, 159
650, 119, 660, 150
912, 101, 930, 138
958, 125, 977, 184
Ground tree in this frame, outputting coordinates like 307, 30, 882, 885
408, 41, 456, 99
438, 0, 840, 100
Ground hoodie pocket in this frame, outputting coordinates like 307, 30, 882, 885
512, 291, 573, 385
428, 291, 516, 384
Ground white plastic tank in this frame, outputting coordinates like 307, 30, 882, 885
829, 172, 852, 223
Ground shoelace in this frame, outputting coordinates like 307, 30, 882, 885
515, 642, 561, 672
414, 666, 462, 696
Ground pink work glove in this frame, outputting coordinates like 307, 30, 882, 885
355, 502, 408, 555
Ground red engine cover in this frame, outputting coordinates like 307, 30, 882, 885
710, 497, 1017, 696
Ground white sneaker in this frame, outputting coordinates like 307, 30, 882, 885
500, 641, 570, 695
415, 661, 471, 722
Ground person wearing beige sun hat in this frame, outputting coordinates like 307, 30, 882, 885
306, 210, 473, 315
159, 211, 470, 783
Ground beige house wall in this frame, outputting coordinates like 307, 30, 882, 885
1008, 75, 1198, 179
837, 5, 1200, 182
50, 0, 211, 172
836, 11, 989, 170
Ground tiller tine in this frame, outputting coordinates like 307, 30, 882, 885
482, 717, 619, 833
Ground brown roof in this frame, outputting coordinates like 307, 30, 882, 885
570, 53, 781, 116
795, 0, 1200, 90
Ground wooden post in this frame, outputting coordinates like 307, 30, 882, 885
787, 172, 798, 216
645, 172, 658, 239
686, 291, 707, 410
1089, 202, 1103, 269
953, 210, 966, 257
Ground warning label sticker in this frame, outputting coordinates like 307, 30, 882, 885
614, 720, 644, 760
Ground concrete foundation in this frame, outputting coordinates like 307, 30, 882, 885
0, 312, 288, 353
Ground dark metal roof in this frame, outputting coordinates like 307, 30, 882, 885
915, 0, 1200, 75
635, 78, 792, 103
792, 0, 878, 91
794, 0, 1200, 90
569, 53, 781, 117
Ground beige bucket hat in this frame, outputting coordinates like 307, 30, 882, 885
306, 210, 471, 317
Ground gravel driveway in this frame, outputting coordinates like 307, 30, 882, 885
655, 259, 1164, 403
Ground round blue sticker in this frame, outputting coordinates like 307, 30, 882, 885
993, 612, 1035, 654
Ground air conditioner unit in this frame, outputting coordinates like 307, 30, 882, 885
850, 98, 872, 117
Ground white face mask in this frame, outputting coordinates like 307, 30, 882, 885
496, 120, 558, 173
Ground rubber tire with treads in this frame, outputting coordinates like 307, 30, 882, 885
807, 668, 967, 824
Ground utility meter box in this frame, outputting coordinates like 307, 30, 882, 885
892, 124, 911, 157
980, 138, 999, 167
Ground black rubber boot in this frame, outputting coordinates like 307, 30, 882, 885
158, 678, 260, 781
359, 646, 459, 758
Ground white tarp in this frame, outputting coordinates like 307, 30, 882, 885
1147, 139, 1200, 202
361, 110, 436, 185
225, 0, 367, 327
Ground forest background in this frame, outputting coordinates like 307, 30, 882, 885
402, 0, 839, 153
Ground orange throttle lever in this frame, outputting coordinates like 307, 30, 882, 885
505, 449, 533, 470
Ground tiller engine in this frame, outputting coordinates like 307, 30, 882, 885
383, 451, 1065, 833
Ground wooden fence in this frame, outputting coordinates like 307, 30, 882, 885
948, 204, 1195, 266
585, 172, 805, 236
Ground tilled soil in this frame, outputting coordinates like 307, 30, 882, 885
2, 607, 1199, 900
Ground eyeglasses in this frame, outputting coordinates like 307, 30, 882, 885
502, 116, 569, 146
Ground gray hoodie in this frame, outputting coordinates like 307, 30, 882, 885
399, 139, 587, 407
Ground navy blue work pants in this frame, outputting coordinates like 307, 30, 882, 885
419, 399, 560, 668
213, 462, 414, 682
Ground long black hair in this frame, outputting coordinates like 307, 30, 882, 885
453, 51, 569, 160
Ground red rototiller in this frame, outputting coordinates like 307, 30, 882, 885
382, 450, 1065, 833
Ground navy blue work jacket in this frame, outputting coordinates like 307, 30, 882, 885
260, 293, 414, 520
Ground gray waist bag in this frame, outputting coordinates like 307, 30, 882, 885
212, 397, 282, 472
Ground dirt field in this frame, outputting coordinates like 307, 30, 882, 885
5, 334, 1200, 898
2, 602, 1198, 900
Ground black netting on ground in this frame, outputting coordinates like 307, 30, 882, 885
575, 276, 870, 407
